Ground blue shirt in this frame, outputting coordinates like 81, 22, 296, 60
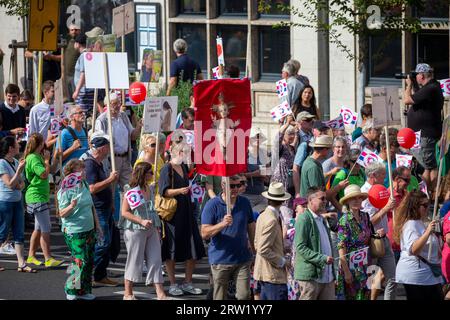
201, 195, 254, 265
294, 141, 310, 167
0, 159, 22, 202
84, 155, 112, 212
440, 200, 450, 219
170, 54, 202, 83
59, 126, 89, 166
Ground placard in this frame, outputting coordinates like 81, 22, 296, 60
371, 87, 401, 127
84, 52, 129, 89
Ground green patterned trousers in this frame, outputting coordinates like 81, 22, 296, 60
63, 229, 96, 296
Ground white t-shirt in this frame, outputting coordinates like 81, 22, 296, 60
361, 182, 389, 233
395, 220, 443, 285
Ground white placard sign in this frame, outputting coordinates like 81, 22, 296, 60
143, 98, 162, 133
143, 96, 179, 133
159, 96, 178, 132
84, 52, 130, 89
371, 87, 401, 127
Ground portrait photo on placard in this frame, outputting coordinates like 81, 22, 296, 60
160, 96, 178, 132
140, 49, 163, 83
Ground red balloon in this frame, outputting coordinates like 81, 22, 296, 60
368, 184, 390, 209
129, 82, 147, 104
397, 128, 416, 149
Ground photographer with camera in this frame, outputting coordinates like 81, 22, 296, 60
402, 63, 444, 194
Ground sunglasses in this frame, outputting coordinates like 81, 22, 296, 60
230, 183, 242, 189
148, 143, 157, 148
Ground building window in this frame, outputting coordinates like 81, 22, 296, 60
414, 31, 449, 80
368, 34, 402, 82
176, 24, 207, 71
178, 0, 206, 14
217, 25, 248, 74
137, 4, 162, 68
259, 0, 290, 17
259, 26, 290, 79
414, 0, 449, 19
219, 0, 247, 15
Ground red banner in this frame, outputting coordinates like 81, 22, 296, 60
194, 78, 252, 177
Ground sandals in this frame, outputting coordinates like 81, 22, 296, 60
17, 265, 37, 273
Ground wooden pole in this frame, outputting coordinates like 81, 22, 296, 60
60, 46, 66, 102
225, 176, 232, 216
37, 51, 44, 102
91, 89, 98, 132
103, 53, 116, 172
154, 132, 160, 185
121, 35, 126, 107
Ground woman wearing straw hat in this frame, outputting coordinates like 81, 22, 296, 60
336, 185, 372, 300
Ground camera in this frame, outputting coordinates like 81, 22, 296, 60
394, 71, 418, 80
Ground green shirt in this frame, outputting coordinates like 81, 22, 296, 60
300, 156, 326, 198
25, 153, 50, 204
57, 181, 94, 234
352, 127, 363, 142
332, 169, 366, 200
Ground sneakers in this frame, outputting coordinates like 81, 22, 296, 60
66, 294, 77, 300
44, 257, 64, 267
0, 243, 16, 255
93, 277, 119, 287
168, 284, 184, 296
123, 295, 137, 300
78, 293, 96, 300
181, 282, 202, 295
26, 256, 43, 266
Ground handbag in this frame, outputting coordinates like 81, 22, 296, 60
154, 165, 178, 222
366, 212, 386, 258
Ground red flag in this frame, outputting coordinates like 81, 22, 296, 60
194, 78, 252, 177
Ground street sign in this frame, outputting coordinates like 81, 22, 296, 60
371, 87, 401, 127
28, 0, 60, 51
113, 2, 135, 37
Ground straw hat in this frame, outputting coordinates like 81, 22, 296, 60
309, 135, 333, 148
262, 182, 292, 202
339, 185, 368, 205
86, 27, 104, 38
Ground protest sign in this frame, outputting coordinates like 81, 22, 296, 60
84, 52, 129, 89
325, 115, 345, 129
371, 87, 401, 127
125, 187, 145, 210
140, 49, 163, 83
276, 79, 288, 99
142, 97, 178, 133
87, 34, 117, 53
396, 154, 413, 168
270, 101, 292, 122
349, 247, 369, 271
357, 148, 384, 168
440, 79, 450, 97
217, 37, 225, 67
340, 107, 358, 126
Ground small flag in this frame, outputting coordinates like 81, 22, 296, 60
212, 66, 222, 80
182, 130, 195, 151
61, 172, 82, 192
50, 106, 55, 117
216, 37, 225, 67
325, 115, 344, 129
270, 101, 292, 122
125, 187, 145, 210
340, 107, 358, 126
349, 247, 369, 270
357, 148, 383, 168
21, 124, 30, 142
419, 180, 428, 196
276, 79, 288, 98
190, 181, 205, 204
411, 131, 421, 150
396, 154, 413, 168
440, 79, 450, 97
50, 117, 63, 135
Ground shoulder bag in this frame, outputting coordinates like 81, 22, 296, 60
366, 211, 386, 258
154, 165, 177, 221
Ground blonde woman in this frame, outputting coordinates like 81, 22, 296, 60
135, 133, 165, 190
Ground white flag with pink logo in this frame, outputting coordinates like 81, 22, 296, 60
276, 79, 288, 98
125, 187, 146, 210
61, 172, 83, 192
440, 79, 450, 97
357, 148, 383, 168
270, 101, 292, 122
396, 154, 413, 168
212, 66, 223, 80
411, 131, 421, 150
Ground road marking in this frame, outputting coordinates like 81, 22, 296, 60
114, 291, 183, 300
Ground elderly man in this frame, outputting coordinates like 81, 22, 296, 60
281, 61, 304, 108
167, 39, 204, 96
289, 59, 310, 87
201, 175, 256, 300
82, 134, 119, 287
351, 119, 380, 153
403, 63, 444, 193
361, 162, 396, 300
294, 187, 335, 300
95, 92, 142, 190
59, 105, 89, 167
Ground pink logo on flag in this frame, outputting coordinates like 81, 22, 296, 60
61, 172, 82, 192
349, 247, 369, 270
270, 101, 292, 122
50, 117, 62, 135
50, 106, 55, 117
182, 130, 195, 151
396, 154, 413, 168
325, 115, 344, 129
125, 187, 145, 210
276, 79, 288, 98
212, 66, 221, 80
340, 107, 358, 126
190, 182, 205, 204
411, 131, 421, 150
440, 79, 450, 97
357, 148, 383, 168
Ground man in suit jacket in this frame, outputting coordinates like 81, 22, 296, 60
294, 186, 336, 300
254, 182, 291, 300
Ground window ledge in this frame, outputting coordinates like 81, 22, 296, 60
169, 16, 208, 24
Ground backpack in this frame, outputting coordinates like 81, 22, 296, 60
64, 126, 88, 143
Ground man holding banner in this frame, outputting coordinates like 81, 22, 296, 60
403, 63, 444, 193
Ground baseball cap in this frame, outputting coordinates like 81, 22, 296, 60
313, 121, 330, 131
296, 111, 315, 122
415, 63, 433, 73
91, 137, 110, 148
74, 34, 87, 46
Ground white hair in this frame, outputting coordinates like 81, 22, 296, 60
173, 39, 188, 54
362, 119, 376, 134
282, 62, 296, 77
365, 162, 385, 177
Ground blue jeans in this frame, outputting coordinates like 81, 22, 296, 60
0, 201, 25, 244
260, 282, 288, 300
93, 208, 113, 281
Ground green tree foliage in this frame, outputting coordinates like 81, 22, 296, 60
0, 0, 29, 16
